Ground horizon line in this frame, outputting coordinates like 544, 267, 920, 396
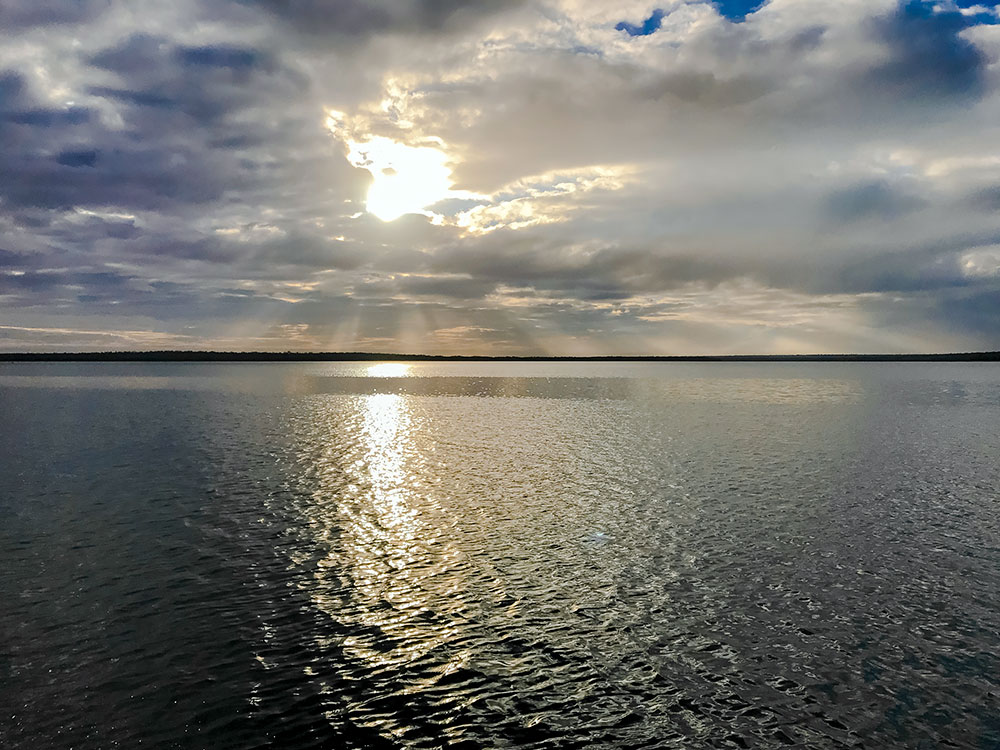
1, 350, 999, 362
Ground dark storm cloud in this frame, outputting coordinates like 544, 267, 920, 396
30, 212, 141, 243
90, 227, 366, 276
864, 0, 989, 103
87, 34, 303, 126
2, 146, 228, 211
0, 30, 314, 215
93, 35, 273, 77
56, 149, 99, 168
640, 69, 775, 107
234, 232, 368, 274
0, 72, 92, 129
1, 72, 173, 211
0, 267, 132, 296
832, 251, 972, 295
240, 0, 524, 38
426, 234, 753, 299
939, 288, 1000, 335
968, 185, 1000, 212
85, 87, 175, 109
0, 248, 42, 269
809, 228, 1000, 296
0, 253, 333, 321
0, 16, 361, 333
416, 210, 1000, 314
87, 33, 165, 74
389, 275, 499, 300
177, 45, 269, 70
825, 180, 926, 223
0, 0, 109, 29
3, 107, 92, 128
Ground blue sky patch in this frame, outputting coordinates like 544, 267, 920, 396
616, 9, 665, 36
616, 2, 768, 35
714, 0, 767, 22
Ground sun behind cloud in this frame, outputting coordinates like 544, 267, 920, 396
328, 111, 479, 222
348, 136, 454, 221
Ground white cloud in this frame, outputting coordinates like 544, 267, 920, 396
1, 0, 999, 353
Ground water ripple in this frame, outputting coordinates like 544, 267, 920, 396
2, 363, 999, 748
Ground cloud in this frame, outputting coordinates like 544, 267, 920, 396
240, 0, 525, 39
0, 72, 91, 128
968, 184, 1000, 211
863, 0, 990, 102
0, 0, 109, 29
55, 149, 99, 168
0, 0, 999, 353
825, 180, 926, 223
177, 45, 269, 70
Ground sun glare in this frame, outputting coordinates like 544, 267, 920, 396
367, 362, 411, 377
345, 136, 454, 222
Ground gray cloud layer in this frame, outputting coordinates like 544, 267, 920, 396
1, 0, 999, 353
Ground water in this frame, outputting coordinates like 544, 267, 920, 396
1, 361, 998, 749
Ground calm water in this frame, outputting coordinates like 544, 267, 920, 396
1, 361, 998, 749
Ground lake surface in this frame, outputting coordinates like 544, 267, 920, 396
1, 361, 998, 749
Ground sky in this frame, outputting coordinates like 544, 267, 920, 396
1, 0, 999, 355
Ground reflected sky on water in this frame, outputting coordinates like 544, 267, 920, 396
1, 361, 999, 748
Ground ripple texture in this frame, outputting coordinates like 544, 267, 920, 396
2, 362, 999, 748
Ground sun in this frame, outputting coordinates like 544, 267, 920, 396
327, 110, 485, 223
345, 136, 455, 222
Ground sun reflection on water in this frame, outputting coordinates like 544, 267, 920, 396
357, 392, 419, 542
275, 385, 705, 744
295, 388, 473, 721
366, 362, 412, 378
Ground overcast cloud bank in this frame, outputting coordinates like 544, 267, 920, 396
1, 0, 999, 354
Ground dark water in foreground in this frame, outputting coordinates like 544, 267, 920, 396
1, 361, 998, 749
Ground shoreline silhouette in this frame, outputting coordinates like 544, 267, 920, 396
2, 351, 998, 362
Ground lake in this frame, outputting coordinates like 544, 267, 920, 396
1, 361, 998, 748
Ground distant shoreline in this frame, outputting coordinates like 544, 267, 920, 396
1, 351, 998, 362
